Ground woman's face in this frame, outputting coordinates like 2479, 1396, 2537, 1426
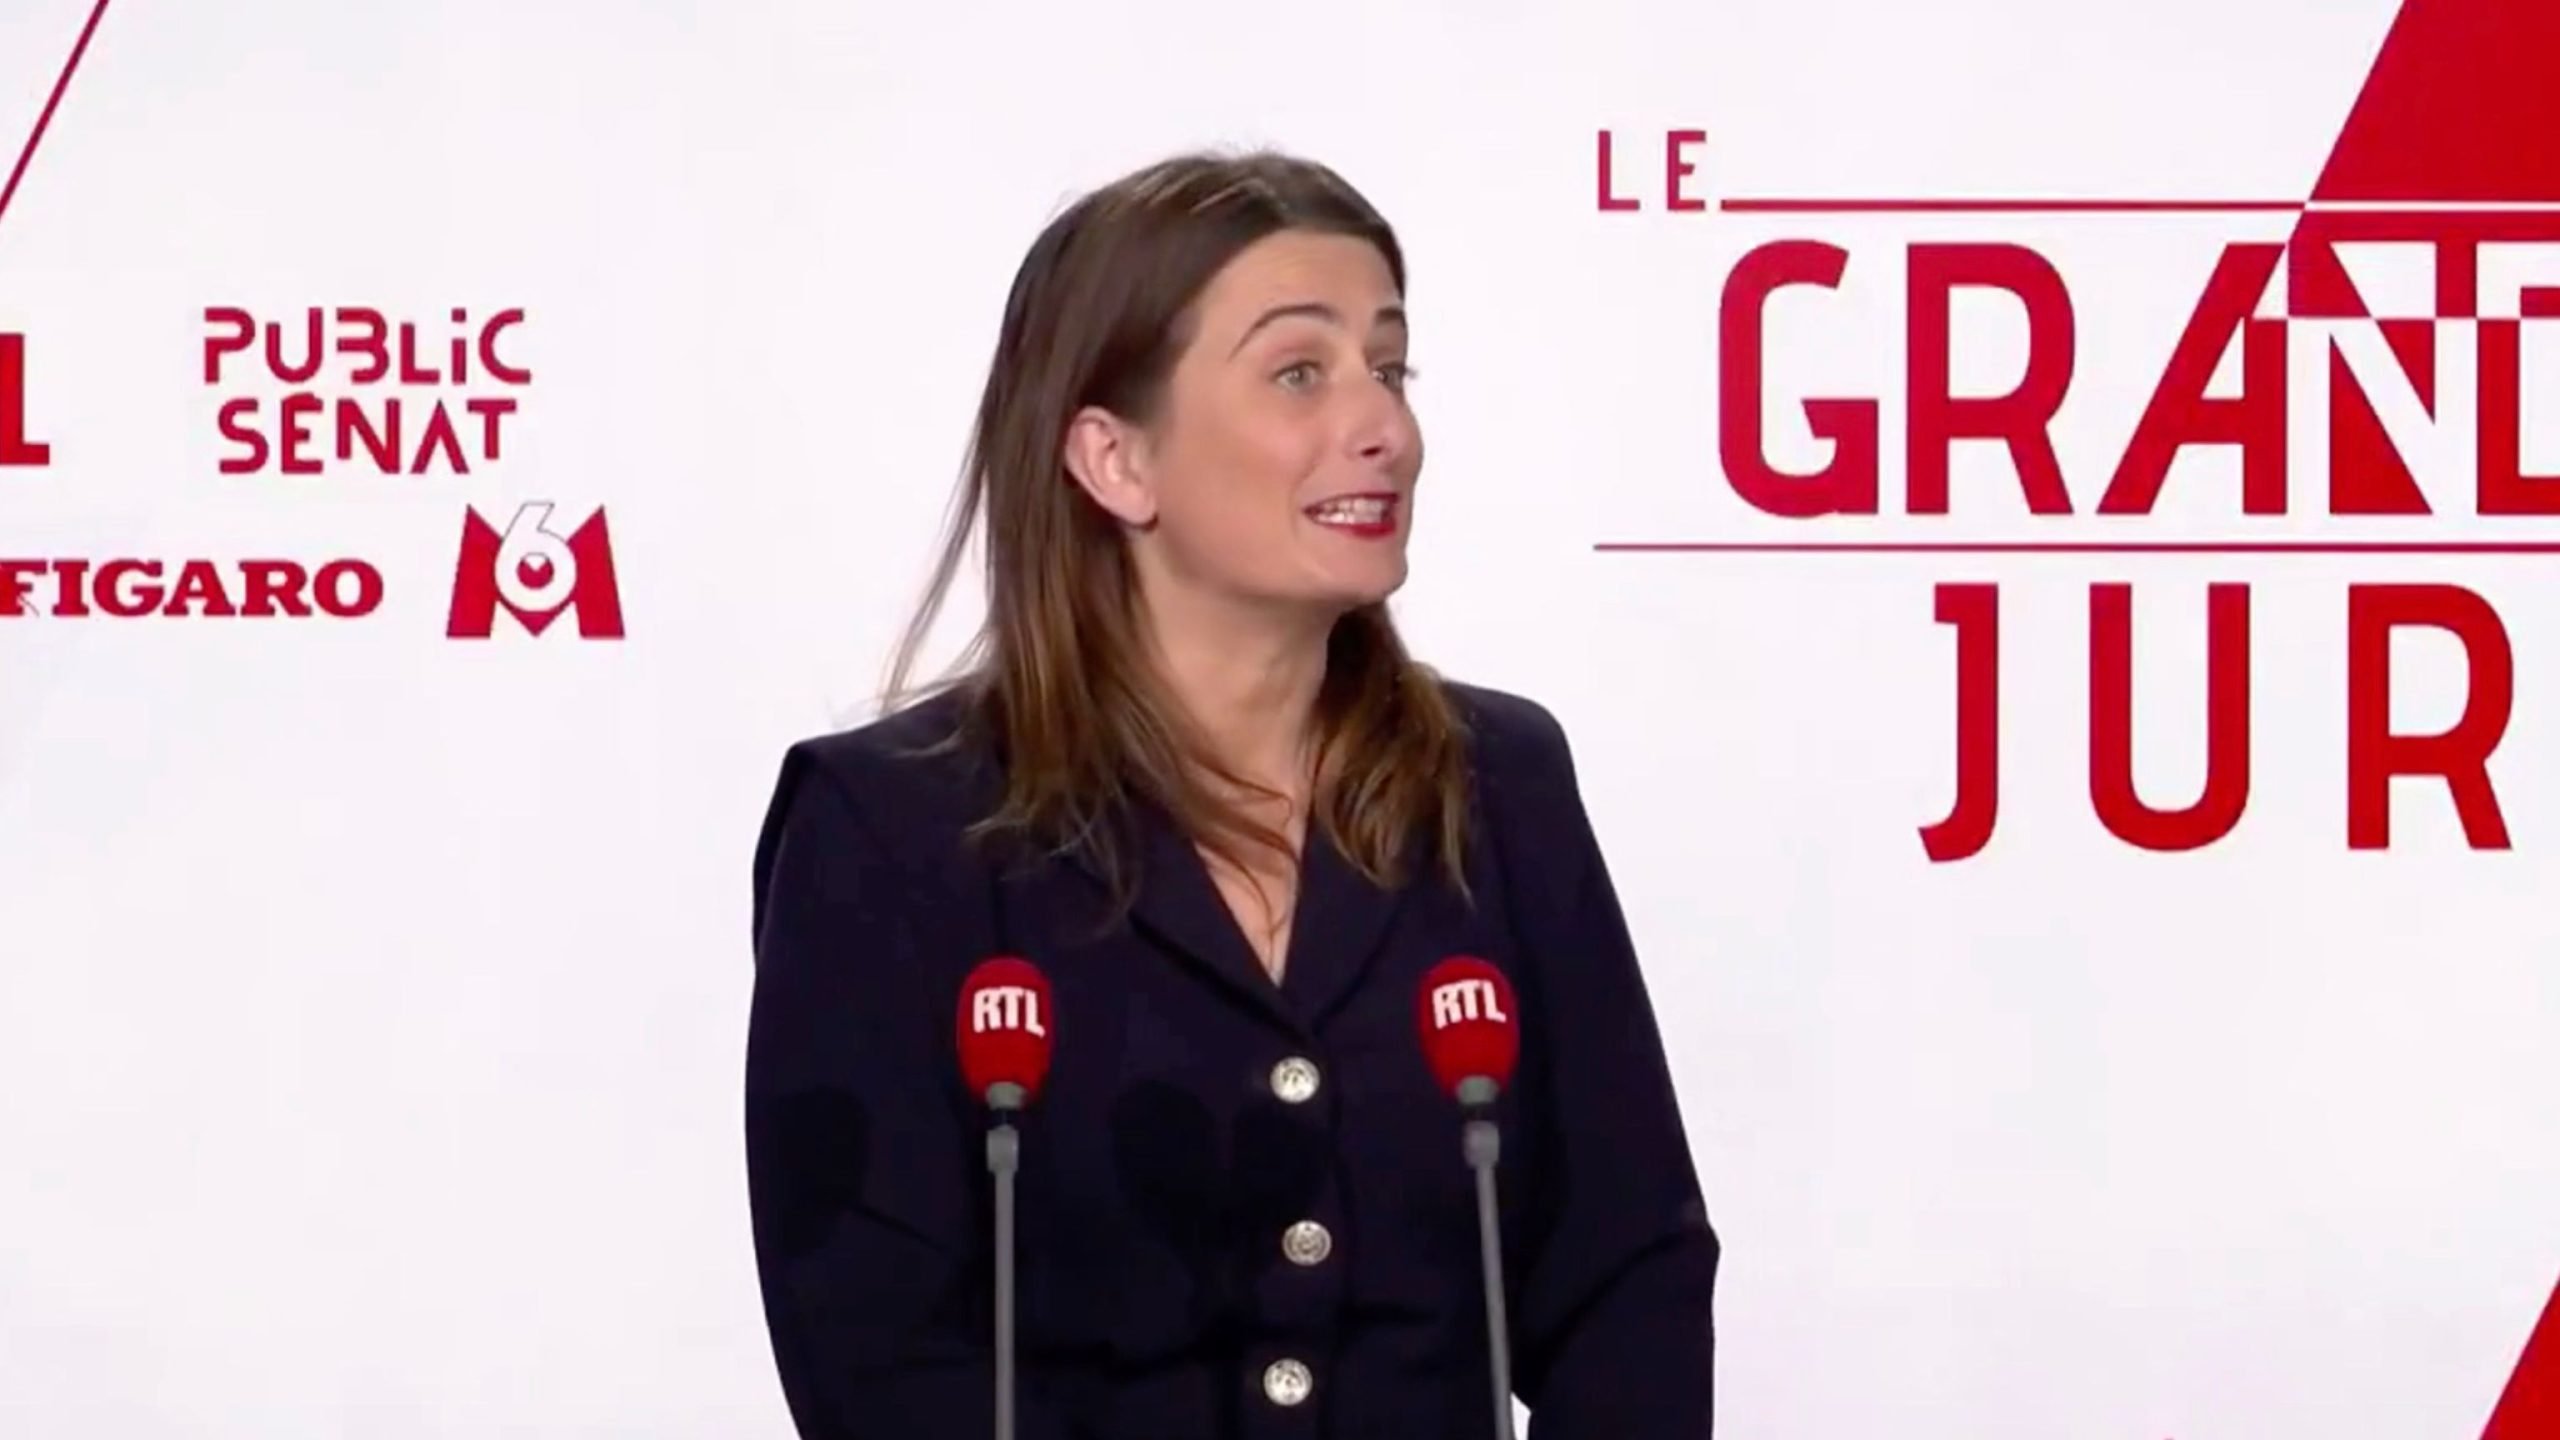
1069, 229, 1423, 623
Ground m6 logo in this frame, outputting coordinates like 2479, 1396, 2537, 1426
1, 333, 48, 468
1429, 978, 1509, 1029
970, 985, 1047, 1037
446, 500, 626, 640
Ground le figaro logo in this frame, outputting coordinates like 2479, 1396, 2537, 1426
1599, 0, 2560, 863
0, 5, 621, 637
0, 496, 626, 633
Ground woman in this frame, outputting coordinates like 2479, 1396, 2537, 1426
745, 149, 1717, 1439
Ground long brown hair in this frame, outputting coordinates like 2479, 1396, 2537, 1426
886, 148, 1471, 904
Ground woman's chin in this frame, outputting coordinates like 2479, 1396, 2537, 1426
1314, 554, 1410, 609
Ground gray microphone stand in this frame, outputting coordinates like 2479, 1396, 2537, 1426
1457, 1074, 1517, 1440
985, 1080, 1027, 1440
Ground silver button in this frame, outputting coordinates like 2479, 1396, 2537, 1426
1282, 1220, 1333, 1267
1270, 1056, 1321, 1105
1262, 1357, 1313, 1406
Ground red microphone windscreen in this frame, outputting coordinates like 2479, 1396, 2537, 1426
956, 956, 1054, 1103
1416, 955, 1520, 1096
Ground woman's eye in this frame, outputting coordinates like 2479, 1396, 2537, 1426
1375, 361, 1417, 391
1275, 361, 1320, 390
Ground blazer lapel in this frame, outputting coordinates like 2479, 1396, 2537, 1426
1061, 801, 1300, 1030
1275, 822, 1408, 1028
1051, 798, 1412, 1033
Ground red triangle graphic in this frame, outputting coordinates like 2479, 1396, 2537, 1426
2313, 0, 2560, 203
2481, 1275, 2560, 1440
0, 0, 114, 238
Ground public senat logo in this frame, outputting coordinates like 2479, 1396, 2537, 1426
1599, 0, 2560, 867
447, 501, 626, 640
203, 306, 531, 476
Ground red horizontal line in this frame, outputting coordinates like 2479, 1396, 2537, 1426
1717, 197, 2304, 215
1595, 540, 2560, 555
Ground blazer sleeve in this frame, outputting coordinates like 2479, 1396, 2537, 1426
1485, 702, 1720, 1439
743, 743, 1064, 1440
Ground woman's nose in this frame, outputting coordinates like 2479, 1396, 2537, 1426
1345, 382, 1414, 465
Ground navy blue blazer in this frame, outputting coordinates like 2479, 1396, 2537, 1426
744, 682, 1717, 1439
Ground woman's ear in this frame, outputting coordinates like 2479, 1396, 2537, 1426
1061, 406, 1160, 528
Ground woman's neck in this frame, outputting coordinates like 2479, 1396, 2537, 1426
1143, 595, 1332, 797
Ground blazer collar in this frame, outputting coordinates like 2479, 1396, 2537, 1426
1072, 796, 1409, 1036
932, 697, 1411, 1035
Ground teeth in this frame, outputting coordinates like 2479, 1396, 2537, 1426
1309, 496, 1391, 524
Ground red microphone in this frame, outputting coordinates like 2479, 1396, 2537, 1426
957, 956, 1053, 1440
1416, 955, 1520, 1106
1418, 954, 1524, 1440
956, 956, 1054, 1110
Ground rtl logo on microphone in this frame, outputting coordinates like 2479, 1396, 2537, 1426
1598, 0, 2560, 861
1428, 977, 1509, 1030
957, 958, 1056, 1105
970, 983, 1048, 1037
1417, 957, 1521, 1101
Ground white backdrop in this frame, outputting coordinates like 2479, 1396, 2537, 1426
3, 0, 2556, 1436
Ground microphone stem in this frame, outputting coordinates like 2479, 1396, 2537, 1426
1464, 1112, 1517, 1440
986, 1087, 1025, 1440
